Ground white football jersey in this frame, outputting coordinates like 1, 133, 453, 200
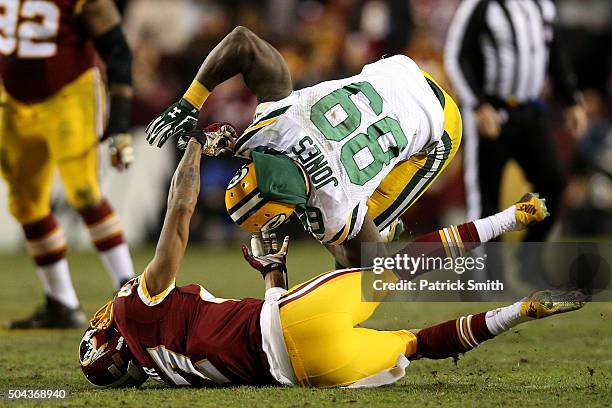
235, 55, 445, 244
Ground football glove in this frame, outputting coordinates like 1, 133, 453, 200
178, 122, 238, 156
242, 232, 289, 279
108, 133, 134, 171
145, 99, 198, 148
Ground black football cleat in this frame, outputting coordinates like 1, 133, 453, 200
7, 296, 86, 329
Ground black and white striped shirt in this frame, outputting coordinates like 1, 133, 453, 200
444, 0, 579, 108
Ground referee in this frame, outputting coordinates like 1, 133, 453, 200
444, 0, 587, 243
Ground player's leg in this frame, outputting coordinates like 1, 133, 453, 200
49, 68, 134, 289
279, 269, 387, 385
0, 94, 84, 328
368, 75, 462, 234
396, 193, 548, 279
412, 289, 587, 360
279, 269, 419, 387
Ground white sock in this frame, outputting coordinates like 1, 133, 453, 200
99, 243, 134, 289
485, 300, 531, 335
473, 205, 519, 242
36, 259, 80, 309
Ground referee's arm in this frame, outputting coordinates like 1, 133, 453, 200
444, 0, 489, 108
548, 24, 588, 138
444, 0, 500, 138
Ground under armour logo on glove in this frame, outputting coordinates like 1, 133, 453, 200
145, 99, 199, 148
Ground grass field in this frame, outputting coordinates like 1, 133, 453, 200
1, 243, 611, 407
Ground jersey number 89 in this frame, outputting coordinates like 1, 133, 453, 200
310, 81, 408, 186
0, 0, 60, 58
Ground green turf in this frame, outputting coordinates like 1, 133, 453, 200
1, 243, 611, 407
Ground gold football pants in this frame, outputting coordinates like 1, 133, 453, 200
0, 68, 105, 223
368, 72, 462, 230
279, 269, 417, 387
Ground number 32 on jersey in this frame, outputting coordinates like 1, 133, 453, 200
0, 0, 60, 58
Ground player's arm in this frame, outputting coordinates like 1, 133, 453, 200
193, 26, 292, 103
146, 26, 292, 148
329, 215, 386, 268
242, 233, 290, 291
144, 139, 203, 296
81, 0, 134, 170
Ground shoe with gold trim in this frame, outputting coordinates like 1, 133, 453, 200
515, 193, 549, 228
521, 289, 589, 319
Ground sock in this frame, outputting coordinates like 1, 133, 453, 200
416, 312, 495, 359
484, 300, 530, 335
395, 222, 481, 279
36, 259, 80, 309
99, 244, 134, 288
79, 199, 134, 289
23, 215, 79, 309
473, 205, 518, 242
415, 300, 535, 358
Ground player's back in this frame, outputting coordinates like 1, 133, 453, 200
236, 55, 445, 243
0, 0, 96, 102
112, 276, 276, 387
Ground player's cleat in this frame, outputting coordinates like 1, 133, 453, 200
515, 193, 549, 228
520, 289, 589, 319
7, 296, 86, 329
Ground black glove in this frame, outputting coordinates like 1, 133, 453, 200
145, 99, 198, 148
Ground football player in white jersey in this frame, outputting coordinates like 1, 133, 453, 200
145, 26, 462, 268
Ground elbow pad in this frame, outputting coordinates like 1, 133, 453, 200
93, 25, 132, 86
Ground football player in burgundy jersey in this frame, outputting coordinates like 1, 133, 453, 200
1, 0, 135, 329
80, 135, 587, 389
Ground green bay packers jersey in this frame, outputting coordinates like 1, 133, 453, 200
235, 55, 445, 245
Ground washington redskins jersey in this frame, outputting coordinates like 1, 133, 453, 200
235, 55, 444, 245
112, 275, 278, 387
0, 0, 96, 102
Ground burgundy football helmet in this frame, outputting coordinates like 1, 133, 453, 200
79, 326, 147, 388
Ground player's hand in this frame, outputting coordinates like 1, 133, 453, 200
177, 122, 238, 156
564, 104, 588, 140
242, 232, 290, 278
108, 133, 134, 171
145, 99, 199, 148
475, 103, 501, 139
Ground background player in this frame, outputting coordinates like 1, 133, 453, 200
0, 0, 135, 328
144, 26, 462, 269
78, 136, 585, 389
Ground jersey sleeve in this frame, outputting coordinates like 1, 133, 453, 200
302, 199, 368, 246
235, 99, 294, 158
136, 270, 176, 307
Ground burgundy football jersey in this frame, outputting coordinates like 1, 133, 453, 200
112, 277, 277, 387
0, 0, 96, 102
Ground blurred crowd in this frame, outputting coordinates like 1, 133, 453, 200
120, 0, 612, 242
